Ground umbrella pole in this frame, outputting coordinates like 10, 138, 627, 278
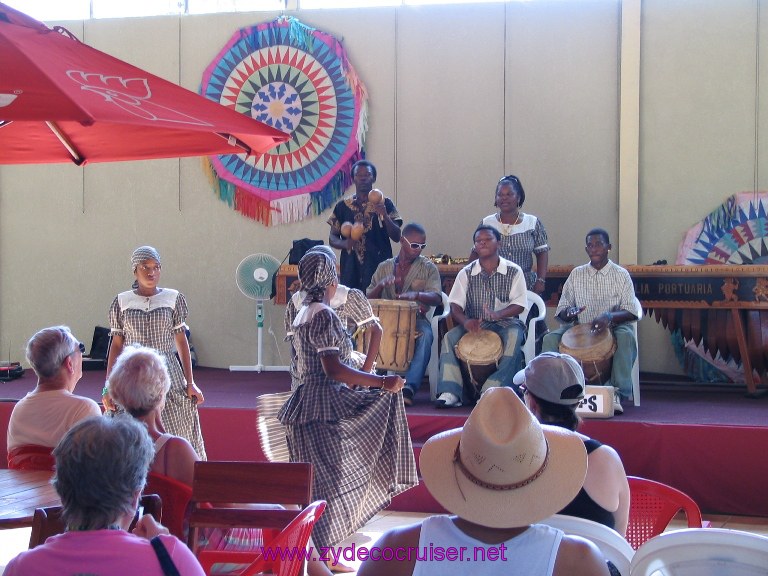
45, 121, 84, 165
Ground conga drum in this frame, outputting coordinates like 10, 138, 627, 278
356, 299, 418, 372
455, 329, 503, 399
559, 324, 617, 384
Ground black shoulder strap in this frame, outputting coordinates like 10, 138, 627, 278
151, 536, 181, 576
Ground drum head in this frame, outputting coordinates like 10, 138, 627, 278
456, 329, 503, 363
560, 324, 616, 362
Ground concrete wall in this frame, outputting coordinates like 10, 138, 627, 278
2, 0, 765, 376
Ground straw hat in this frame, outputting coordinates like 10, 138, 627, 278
419, 387, 587, 528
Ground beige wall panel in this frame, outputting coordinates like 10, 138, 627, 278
84, 16, 180, 82
640, 0, 757, 376
392, 4, 505, 256
505, 0, 620, 267
759, 0, 768, 192
640, 0, 757, 264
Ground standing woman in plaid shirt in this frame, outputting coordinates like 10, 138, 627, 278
472, 175, 550, 294
103, 246, 206, 460
278, 251, 417, 569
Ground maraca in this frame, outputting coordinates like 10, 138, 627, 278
369, 189, 384, 224
368, 189, 384, 204
351, 222, 365, 241
340, 221, 353, 238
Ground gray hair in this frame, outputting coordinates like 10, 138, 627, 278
53, 415, 154, 530
26, 326, 79, 379
108, 345, 170, 418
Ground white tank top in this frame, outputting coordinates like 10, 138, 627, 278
412, 516, 562, 576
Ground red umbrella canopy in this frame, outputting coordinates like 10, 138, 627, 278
0, 2, 289, 165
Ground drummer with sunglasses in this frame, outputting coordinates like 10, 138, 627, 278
367, 223, 442, 405
542, 228, 638, 415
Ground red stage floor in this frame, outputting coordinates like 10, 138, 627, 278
2, 367, 767, 517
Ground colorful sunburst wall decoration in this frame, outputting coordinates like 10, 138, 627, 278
677, 191, 768, 265
201, 17, 368, 225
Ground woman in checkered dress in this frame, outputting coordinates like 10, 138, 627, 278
278, 251, 417, 553
474, 175, 550, 293
104, 246, 206, 460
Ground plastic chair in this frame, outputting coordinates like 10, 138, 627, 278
28, 494, 162, 549
255, 391, 292, 462
144, 471, 193, 541
541, 514, 634, 576
7, 444, 55, 470
196, 500, 327, 576
428, 291, 451, 400
626, 476, 704, 550
520, 290, 547, 366
186, 461, 313, 556
631, 527, 768, 576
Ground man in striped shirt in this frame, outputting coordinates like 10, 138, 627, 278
542, 228, 638, 414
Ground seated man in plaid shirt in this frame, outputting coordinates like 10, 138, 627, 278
542, 228, 638, 414
434, 225, 528, 408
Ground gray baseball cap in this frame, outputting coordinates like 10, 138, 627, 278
513, 352, 585, 405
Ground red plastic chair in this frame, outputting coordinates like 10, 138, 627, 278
626, 476, 704, 550
196, 500, 326, 576
7, 444, 55, 471
144, 471, 193, 541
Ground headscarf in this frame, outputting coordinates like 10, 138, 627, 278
306, 244, 337, 263
131, 246, 161, 272
298, 251, 337, 306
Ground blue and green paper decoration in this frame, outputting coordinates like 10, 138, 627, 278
201, 17, 368, 225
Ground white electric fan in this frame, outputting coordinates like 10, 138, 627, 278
229, 253, 288, 372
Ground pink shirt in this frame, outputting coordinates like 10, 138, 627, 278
5, 530, 205, 576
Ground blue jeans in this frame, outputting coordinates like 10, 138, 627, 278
542, 323, 637, 400
436, 321, 524, 404
398, 317, 432, 396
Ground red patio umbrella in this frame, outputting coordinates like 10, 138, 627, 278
0, 2, 289, 165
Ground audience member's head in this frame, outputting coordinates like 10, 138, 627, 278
108, 345, 170, 418
53, 416, 154, 531
513, 352, 586, 431
26, 325, 84, 383
419, 386, 587, 528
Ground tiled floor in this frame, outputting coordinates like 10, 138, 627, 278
1, 510, 767, 574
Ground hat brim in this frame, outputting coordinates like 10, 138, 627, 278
419, 425, 587, 528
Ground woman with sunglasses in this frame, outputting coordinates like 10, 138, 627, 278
104, 246, 206, 460
7, 326, 101, 470
471, 175, 550, 294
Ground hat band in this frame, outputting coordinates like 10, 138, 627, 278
452, 441, 550, 492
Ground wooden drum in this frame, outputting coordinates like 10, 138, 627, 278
455, 329, 503, 396
559, 324, 617, 385
356, 299, 418, 372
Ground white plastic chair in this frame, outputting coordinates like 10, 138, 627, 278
428, 292, 451, 400
631, 527, 768, 576
520, 290, 547, 366
631, 297, 642, 406
541, 514, 634, 576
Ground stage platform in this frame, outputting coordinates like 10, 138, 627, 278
2, 367, 767, 517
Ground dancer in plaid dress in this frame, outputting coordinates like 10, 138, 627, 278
104, 246, 206, 460
278, 251, 417, 557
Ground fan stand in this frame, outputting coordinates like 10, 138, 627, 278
229, 299, 289, 373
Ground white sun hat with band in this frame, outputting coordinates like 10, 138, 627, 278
419, 386, 587, 529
